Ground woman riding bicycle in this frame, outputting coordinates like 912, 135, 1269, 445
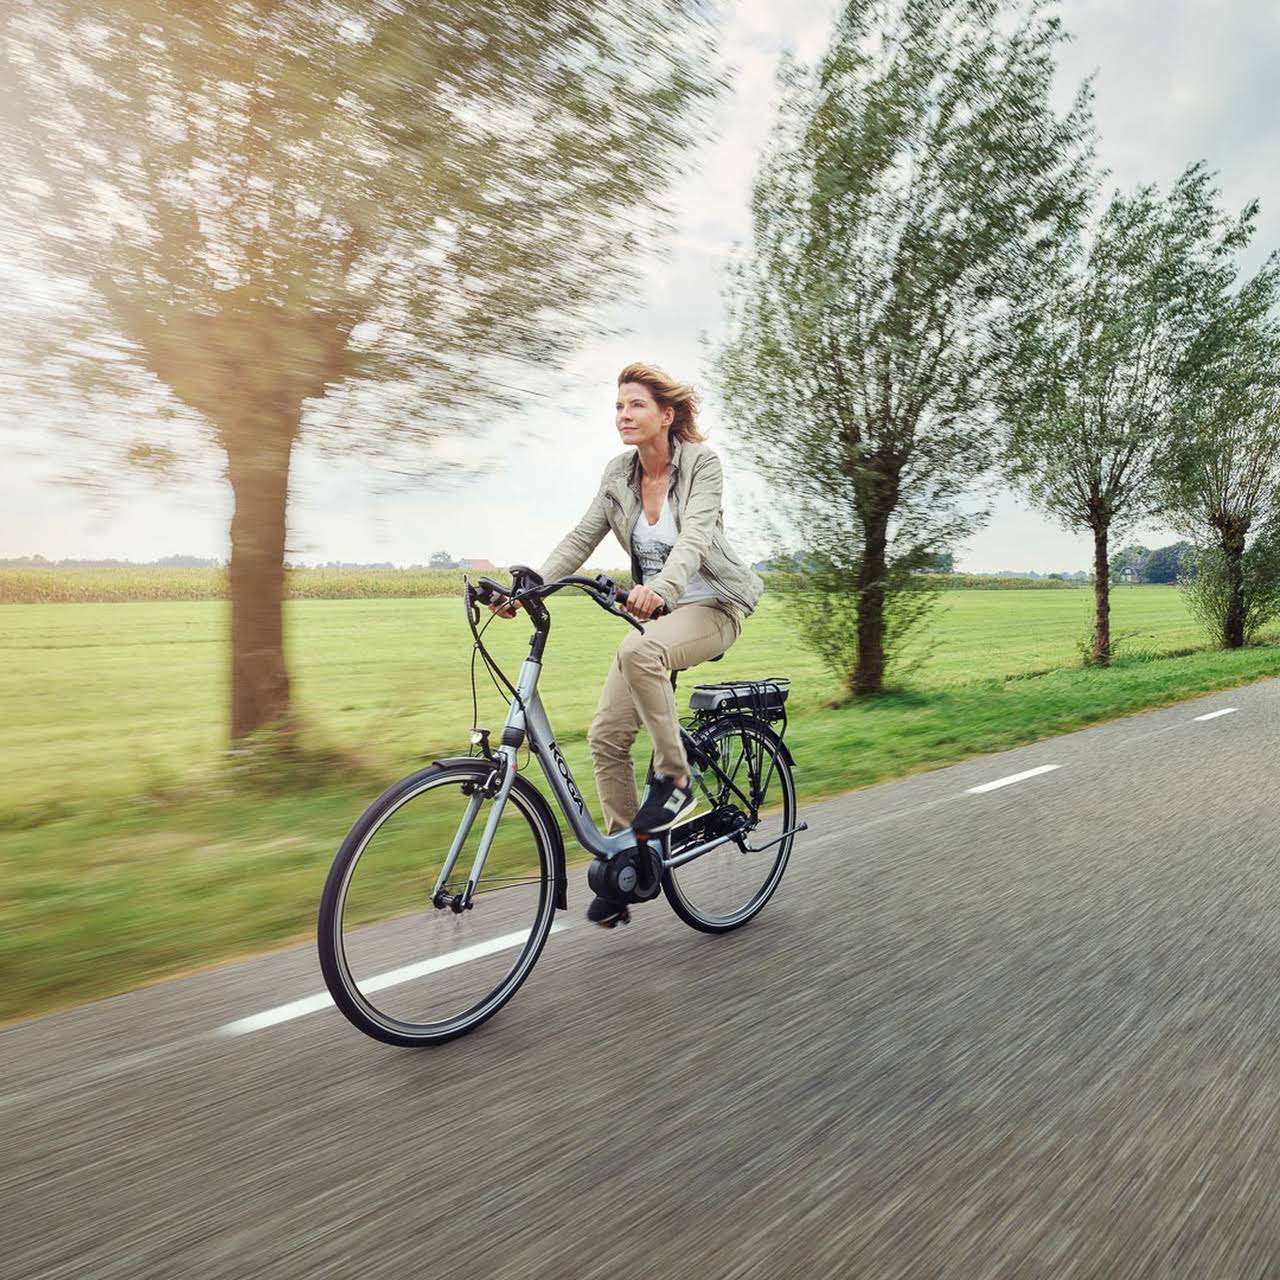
495, 362, 763, 925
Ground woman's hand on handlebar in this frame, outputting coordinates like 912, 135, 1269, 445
622, 584, 666, 621
488, 596, 519, 619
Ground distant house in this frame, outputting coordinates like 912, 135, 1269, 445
1119, 565, 1138, 584
457, 558, 495, 571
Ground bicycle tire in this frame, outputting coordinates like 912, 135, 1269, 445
318, 759, 557, 1047
662, 715, 797, 933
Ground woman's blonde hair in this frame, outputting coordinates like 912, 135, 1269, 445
617, 362, 706, 444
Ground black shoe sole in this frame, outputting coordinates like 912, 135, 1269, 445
592, 906, 631, 929
587, 895, 632, 928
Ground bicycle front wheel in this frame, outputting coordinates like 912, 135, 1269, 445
318, 760, 557, 1046
663, 716, 797, 933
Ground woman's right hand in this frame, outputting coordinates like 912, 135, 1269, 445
489, 596, 520, 619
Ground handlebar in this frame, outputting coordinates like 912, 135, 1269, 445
470, 570, 666, 632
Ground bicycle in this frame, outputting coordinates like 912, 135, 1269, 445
317, 564, 805, 1046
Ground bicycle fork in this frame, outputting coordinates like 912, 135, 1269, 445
430, 749, 519, 912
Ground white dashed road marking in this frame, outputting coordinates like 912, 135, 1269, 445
7, 687, 1264, 1106
217, 923, 569, 1037
966, 765, 1061, 795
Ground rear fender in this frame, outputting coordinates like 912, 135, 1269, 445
691, 715, 795, 767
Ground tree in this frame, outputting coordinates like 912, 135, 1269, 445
428, 550, 456, 570
924, 551, 955, 574
1142, 541, 1192, 585
717, 0, 1093, 696
1181, 519, 1280, 646
1163, 255, 1280, 646
1109, 543, 1150, 583
2, 0, 723, 740
996, 165, 1253, 664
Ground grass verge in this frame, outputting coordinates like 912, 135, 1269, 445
4, 639, 1276, 1024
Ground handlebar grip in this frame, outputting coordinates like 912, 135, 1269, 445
610, 583, 667, 619
475, 576, 520, 615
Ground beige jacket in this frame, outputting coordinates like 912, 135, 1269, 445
536, 437, 764, 616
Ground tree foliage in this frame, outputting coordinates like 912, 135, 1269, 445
1162, 247, 1280, 646
996, 164, 1254, 663
1109, 543, 1150, 582
1180, 519, 1280, 647
717, 0, 1093, 695
1, 0, 723, 738
1142, 541, 1192, 585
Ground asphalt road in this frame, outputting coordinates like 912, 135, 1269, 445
5, 678, 1280, 1279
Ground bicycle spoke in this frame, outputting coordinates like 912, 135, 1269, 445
318, 763, 555, 1045
664, 719, 796, 931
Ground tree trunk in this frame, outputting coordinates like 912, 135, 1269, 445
1221, 520, 1249, 649
852, 514, 889, 696
1091, 522, 1111, 666
226, 430, 296, 741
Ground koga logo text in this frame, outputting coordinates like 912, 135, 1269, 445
550, 742, 584, 813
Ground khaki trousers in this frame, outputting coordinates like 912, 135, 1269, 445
587, 599, 742, 835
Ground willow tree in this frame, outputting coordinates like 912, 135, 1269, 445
996, 165, 1253, 664
718, 0, 1092, 696
1, 0, 722, 739
1164, 253, 1280, 648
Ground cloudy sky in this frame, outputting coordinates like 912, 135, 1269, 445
6, 0, 1280, 572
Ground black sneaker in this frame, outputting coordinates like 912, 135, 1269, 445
632, 773, 697, 836
586, 895, 631, 929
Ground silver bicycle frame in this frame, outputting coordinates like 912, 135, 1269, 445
446, 648, 749, 905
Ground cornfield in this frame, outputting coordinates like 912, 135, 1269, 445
0, 566, 636, 604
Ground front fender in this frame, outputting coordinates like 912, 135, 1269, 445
432, 755, 569, 910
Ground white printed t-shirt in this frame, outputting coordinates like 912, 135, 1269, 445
632, 496, 717, 606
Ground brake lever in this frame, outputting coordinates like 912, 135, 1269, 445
608, 593, 665, 632
590, 586, 646, 632
463, 575, 480, 628
611, 604, 646, 633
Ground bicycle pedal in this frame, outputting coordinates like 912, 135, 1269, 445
595, 906, 631, 929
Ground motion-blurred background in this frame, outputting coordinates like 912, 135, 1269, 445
4, 0, 1280, 1023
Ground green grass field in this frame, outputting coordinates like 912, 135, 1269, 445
2, 586, 1277, 1022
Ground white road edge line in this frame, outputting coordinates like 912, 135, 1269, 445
966, 764, 1060, 795
217, 922, 569, 1037
1194, 707, 1238, 722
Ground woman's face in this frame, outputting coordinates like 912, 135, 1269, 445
616, 381, 673, 449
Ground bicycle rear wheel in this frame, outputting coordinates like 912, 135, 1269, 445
662, 715, 796, 933
318, 760, 556, 1046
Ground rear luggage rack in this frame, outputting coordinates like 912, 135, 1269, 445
688, 677, 790, 722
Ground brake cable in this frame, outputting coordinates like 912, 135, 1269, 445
464, 576, 641, 772
466, 601, 531, 769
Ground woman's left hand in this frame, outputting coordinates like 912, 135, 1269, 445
624, 585, 666, 620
